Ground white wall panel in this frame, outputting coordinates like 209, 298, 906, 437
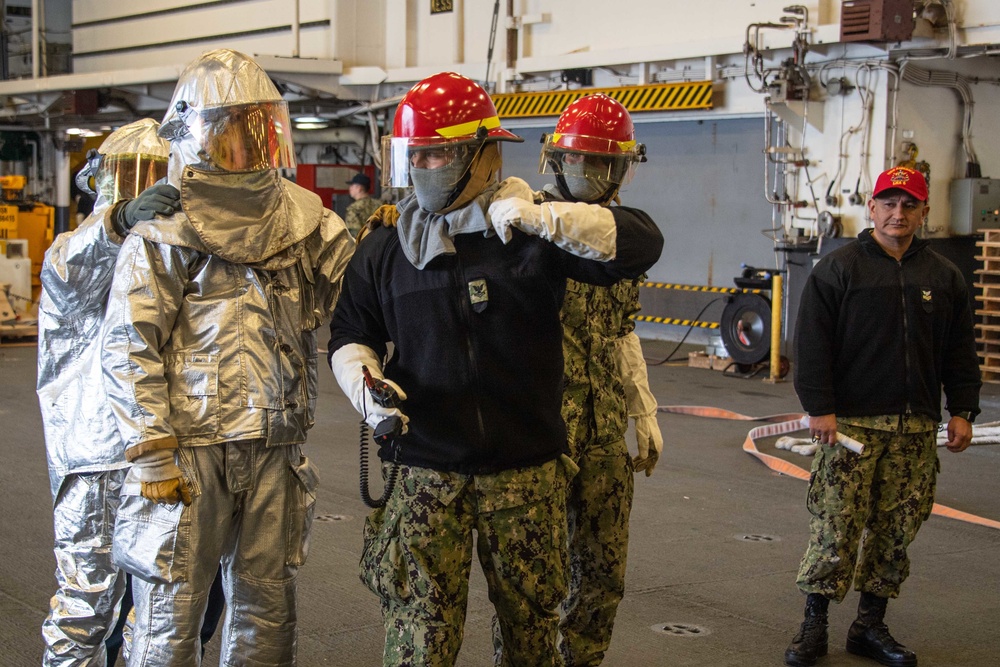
332, 0, 384, 67
411, 7, 455, 67
519, 0, 808, 61
67, 2, 1000, 83
72, 0, 328, 55
384, 0, 409, 69
960, 1, 1000, 26
73, 0, 245, 25
72, 32, 332, 76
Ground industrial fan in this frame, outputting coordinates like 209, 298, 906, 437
719, 266, 789, 378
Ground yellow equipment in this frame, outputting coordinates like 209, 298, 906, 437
0, 174, 55, 311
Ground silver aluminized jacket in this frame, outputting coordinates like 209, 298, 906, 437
102, 177, 354, 458
37, 207, 130, 493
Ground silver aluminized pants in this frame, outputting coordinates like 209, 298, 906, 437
43, 469, 128, 666
113, 440, 318, 667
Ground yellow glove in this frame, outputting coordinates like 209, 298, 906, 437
631, 412, 663, 477
356, 203, 400, 244
141, 478, 193, 506
131, 447, 192, 506
615, 332, 664, 477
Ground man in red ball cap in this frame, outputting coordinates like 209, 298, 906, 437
866, 166, 929, 259
785, 166, 981, 667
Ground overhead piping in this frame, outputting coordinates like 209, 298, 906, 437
321, 95, 404, 120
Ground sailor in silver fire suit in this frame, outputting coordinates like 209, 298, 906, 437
38, 118, 171, 666
101, 49, 354, 665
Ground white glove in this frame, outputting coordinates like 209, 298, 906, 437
487, 197, 617, 261
330, 343, 409, 432
614, 332, 663, 476
132, 448, 192, 505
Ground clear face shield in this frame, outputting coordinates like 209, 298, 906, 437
380, 135, 479, 189
539, 134, 644, 203
381, 135, 483, 211
162, 100, 296, 172
538, 135, 641, 185
94, 153, 169, 204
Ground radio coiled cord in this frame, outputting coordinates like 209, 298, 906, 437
359, 404, 400, 509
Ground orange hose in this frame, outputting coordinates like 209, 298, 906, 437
658, 405, 1000, 531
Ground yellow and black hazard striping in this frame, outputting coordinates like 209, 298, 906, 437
641, 282, 762, 295
631, 315, 720, 329
493, 81, 713, 119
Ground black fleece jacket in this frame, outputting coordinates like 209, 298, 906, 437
329, 205, 663, 474
793, 229, 981, 423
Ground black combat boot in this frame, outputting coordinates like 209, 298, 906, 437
846, 592, 917, 666
784, 593, 830, 666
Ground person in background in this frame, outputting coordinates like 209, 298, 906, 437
101, 49, 354, 665
540, 93, 664, 666
785, 166, 981, 667
345, 172, 381, 237
37, 118, 173, 667
328, 71, 663, 666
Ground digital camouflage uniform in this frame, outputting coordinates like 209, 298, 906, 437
797, 414, 938, 602
558, 276, 641, 666
345, 196, 382, 237
361, 458, 574, 667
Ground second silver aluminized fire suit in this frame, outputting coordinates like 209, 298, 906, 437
38, 205, 130, 666
38, 117, 171, 667
102, 173, 354, 664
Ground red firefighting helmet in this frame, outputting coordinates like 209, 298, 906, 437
540, 93, 646, 202
548, 93, 642, 158
382, 72, 521, 188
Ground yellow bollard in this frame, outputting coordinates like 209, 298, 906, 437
766, 272, 784, 382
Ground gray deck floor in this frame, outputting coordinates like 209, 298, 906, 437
2, 339, 998, 666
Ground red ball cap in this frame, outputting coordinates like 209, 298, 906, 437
872, 166, 928, 202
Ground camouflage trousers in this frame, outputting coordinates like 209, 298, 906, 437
796, 422, 938, 602
361, 458, 574, 666
559, 436, 634, 667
